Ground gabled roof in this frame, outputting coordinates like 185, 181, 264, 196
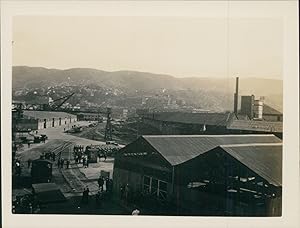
227, 120, 283, 133
142, 112, 234, 126
142, 134, 281, 166
263, 104, 282, 115
220, 143, 282, 187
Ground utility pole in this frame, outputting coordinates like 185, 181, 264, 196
104, 107, 112, 141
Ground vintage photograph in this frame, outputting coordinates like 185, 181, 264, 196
11, 14, 284, 217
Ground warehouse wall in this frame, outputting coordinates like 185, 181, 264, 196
37, 119, 44, 130
263, 114, 283, 122
21, 112, 77, 130
173, 185, 227, 215
113, 167, 143, 196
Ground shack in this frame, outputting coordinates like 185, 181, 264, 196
31, 159, 53, 183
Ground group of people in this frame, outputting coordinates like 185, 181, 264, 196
41, 152, 56, 161
120, 184, 133, 205
97, 146, 119, 158
57, 158, 71, 169
74, 145, 84, 153
73, 145, 89, 168
97, 176, 113, 193
93, 176, 113, 208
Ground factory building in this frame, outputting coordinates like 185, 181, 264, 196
142, 112, 235, 135
113, 134, 282, 216
240, 95, 255, 119
227, 119, 283, 139
240, 95, 282, 122
15, 111, 77, 131
141, 111, 282, 138
76, 112, 101, 121
263, 104, 283, 122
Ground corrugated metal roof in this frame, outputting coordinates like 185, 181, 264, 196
143, 134, 282, 166
23, 110, 77, 119
143, 112, 234, 126
220, 144, 282, 187
263, 104, 282, 115
227, 120, 282, 133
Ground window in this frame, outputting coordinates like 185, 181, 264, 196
158, 181, 168, 200
143, 176, 151, 194
143, 176, 168, 201
151, 178, 158, 195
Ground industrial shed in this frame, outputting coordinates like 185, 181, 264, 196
142, 112, 235, 134
113, 134, 282, 216
262, 104, 283, 122
141, 111, 282, 138
227, 120, 283, 139
77, 112, 101, 121
20, 111, 77, 130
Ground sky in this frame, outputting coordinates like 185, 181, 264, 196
13, 16, 283, 79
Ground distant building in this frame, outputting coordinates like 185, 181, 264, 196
141, 111, 283, 139
113, 134, 282, 216
13, 110, 77, 131
240, 95, 282, 122
240, 95, 255, 119
227, 119, 283, 139
142, 112, 235, 135
263, 104, 283, 122
136, 108, 150, 116
77, 112, 101, 121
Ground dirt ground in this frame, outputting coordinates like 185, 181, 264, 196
12, 121, 133, 214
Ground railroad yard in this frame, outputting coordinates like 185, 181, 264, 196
12, 121, 132, 214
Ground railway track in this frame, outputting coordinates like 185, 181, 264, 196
53, 140, 99, 194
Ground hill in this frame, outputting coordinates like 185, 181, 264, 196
12, 66, 283, 112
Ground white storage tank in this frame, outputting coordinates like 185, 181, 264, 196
253, 100, 264, 119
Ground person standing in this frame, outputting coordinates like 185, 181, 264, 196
98, 176, 104, 192
86, 187, 90, 204
125, 184, 130, 204
86, 158, 89, 168
120, 185, 125, 202
105, 177, 109, 192
60, 158, 64, 169
66, 160, 70, 169
82, 157, 86, 168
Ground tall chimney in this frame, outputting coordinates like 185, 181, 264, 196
233, 77, 239, 114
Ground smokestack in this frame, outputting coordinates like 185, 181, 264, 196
233, 77, 239, 114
